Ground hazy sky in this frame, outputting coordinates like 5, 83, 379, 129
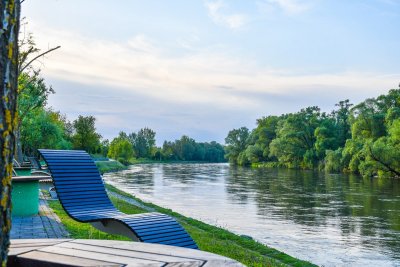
23, 0, 400, 144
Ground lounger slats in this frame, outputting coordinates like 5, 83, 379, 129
137, 229, 185, 239
38, 149, 198, 250
61, 198, 111, 205
51, 173, 102, 178
49, 166, 99, 171
122, 217, 177, 227
58, 192, 106, 202
141, 232, 190, 243
55, 184, 106, 192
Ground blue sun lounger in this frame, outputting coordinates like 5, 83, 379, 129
38, 149, 198, 249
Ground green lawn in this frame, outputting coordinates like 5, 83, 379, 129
49, 186, 317, 267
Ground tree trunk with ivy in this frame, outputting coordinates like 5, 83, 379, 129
0, 0, 21, 265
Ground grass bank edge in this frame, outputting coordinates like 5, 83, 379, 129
95, 160, 127, 174
105, 184, 316, 267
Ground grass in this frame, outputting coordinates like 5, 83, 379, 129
95, 160, 127, 174
49, 185, 317, 267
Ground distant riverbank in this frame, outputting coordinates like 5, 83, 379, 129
95, 159, 227, 174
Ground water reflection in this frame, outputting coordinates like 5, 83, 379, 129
103, 164, 400, 266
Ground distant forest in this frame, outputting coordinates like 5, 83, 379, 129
18, 71, 225, 164
225, 88, 400, 178
17, 33, 400, 174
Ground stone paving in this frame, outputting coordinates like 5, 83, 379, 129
11, 196, 69, 239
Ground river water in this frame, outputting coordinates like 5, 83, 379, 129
103, 163, 400, 266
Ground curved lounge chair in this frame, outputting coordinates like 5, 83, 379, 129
38, 149, 198, 249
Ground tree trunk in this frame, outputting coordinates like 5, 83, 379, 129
0, 0, 21, 265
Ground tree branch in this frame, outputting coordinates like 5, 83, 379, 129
20, 45, 61, 73
368, 146, 400, 177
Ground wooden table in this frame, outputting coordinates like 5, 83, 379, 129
12, 176, 52, 216
8, 239, 245, 266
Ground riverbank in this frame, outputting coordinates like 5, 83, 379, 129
95, 160, 127, 174
49, 183, 316, 267
95, 159, 228, 174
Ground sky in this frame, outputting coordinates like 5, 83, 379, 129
22, 0, 400, 145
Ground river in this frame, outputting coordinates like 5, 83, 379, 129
103, 163, 400, 266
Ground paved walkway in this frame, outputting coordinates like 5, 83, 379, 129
11, 196, 69, 239
10, 191, 143, 239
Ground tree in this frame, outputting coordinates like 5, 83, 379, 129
342, 89, 400, 177
270, 107, 322, 168
0, 0, 21, 263
241, 116, 281, 164
14, 29, 60, 162
20, 108, 72, 156
72, 115, 102, 153
108, 136, 135, 165
129, 128, 156, 158
224, 127, 250, 164
17, 72, 58, 156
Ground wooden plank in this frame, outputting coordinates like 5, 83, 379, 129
38, 245, 163, 266
17, 250, 122, 267
11, 176, 50, 182
62, 201, 112, 208
50, 165, 98, 170
70, 240, 217, 261
58, 241, 204, 264
126, 220, 180, 230
137, 226, 188, 237
61, 198, 111, 205
56, 185, 105, 192
121, 213, 169, 222
138, 228, 188, 239
202, 259, 245, 267
152, 236, 194, 245
122, 216, 172, 225
142, 233, 191, 243
52, 173, 99, 178
55, 180, 103, 185
50, 169, 99, 174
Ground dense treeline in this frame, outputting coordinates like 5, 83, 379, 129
107, 131, 225, 164
16, 35, 225, 164
18, 73, 225, 164
225, 88, 400, 178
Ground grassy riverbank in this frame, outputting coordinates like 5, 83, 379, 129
49, 184, 316, 267
95, 160, 127, 174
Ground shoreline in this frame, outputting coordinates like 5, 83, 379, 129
104, 183, 316, 267
48, 177, 316, 266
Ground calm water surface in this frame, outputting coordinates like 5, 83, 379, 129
103, 163, 400, 266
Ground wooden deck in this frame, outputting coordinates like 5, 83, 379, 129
8, 239, 244, 266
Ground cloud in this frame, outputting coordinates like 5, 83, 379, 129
30, 22, 399, 111
28, 22, 399, 142
205, 0, 247, 29
257, 0, 312, 15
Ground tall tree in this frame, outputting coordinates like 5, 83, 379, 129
72, 115, 101, 153
14, 31, 60, 162
224, 127, 250, 164
0, 0, 21, 263
108, 134, 135, 165
129, 127, 156, 158
269, 107, 322, 168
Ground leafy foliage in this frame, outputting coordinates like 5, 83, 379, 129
108, 132, 135, 164
226, 88, 400, 178
161, 136, 225, 162
71, 115, 102, 153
